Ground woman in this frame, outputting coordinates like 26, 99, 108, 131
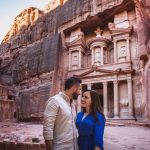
76, 90, 105, 150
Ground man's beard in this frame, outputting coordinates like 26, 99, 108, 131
72, 92, 78, 100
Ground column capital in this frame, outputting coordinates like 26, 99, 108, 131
100, 45, 105, 49
103, 82, 108, 86
113, 39, 118, 43
127, 79, 132, 83
113, 80, 118, 84
87, 83, 93, 90
126, 37, 130, 41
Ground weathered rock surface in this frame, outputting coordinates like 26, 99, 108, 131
135, 0, 150, 56
0, 0, 150, 122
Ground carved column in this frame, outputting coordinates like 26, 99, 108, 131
127, 79, 134, 118
92, 48, 94, 65
87, 83, 92, 90
68, 51, 71, 70
114, 40, 117, 63
79, 50, 82, 68
101, 47, 104, 65
113, 80, 119, 118
126, 38, 131, 61
103, 82, 108, 118
106, 50, 108, 64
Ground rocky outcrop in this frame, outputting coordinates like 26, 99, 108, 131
134, 0, 150, 122
135, 0, 150, 57
2, 7, 44, 44
0, 33, 60, 121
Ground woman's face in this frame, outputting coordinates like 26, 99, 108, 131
81, 91, 92, 108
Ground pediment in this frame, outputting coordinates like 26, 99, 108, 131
66, 37, 86, 49
110, 26, 133, 36
78, 67, 114, 78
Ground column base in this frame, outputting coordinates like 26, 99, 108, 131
113, 115, 120, 119
128, 115, 135, 120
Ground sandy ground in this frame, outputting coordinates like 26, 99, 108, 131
104, 126, 150, 150
0, 122, 150, 150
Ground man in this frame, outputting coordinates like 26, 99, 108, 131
43, 77, 81, 150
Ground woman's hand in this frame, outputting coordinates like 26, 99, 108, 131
95, 146, 101, 150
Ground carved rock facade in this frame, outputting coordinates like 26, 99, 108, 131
0, 0, 150, 123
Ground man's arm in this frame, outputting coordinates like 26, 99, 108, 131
43, 98, 59, 150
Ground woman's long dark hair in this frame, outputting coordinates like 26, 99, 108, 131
82, 89, 105, 122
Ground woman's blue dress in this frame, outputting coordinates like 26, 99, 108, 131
76, 112, 105, 150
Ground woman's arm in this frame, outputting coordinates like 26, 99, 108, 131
94, 114, 105, 150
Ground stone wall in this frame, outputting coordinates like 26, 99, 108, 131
0, 142, 46, 150
134, 0, 150, 122
0, 34, 60, 121
0, 85, 16, 121
0, 100, 16, 122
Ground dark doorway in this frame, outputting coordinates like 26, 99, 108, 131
99, 95, 104, 111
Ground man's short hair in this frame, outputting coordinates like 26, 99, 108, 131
65, 77, 81, 90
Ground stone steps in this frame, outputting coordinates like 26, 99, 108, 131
106, 120, 150, 127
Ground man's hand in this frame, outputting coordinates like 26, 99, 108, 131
45, 140, 53, 150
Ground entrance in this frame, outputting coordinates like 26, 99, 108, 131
92, 83, 104, 111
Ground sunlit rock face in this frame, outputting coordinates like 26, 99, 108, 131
0, 0, 150, 123
2, 7, 44, 44
44, 0, 65, 12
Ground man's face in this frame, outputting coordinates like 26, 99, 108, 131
72, 84, 81, 100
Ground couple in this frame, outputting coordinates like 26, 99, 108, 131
43, 77, 105, 150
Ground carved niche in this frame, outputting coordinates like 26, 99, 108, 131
71, 51, 79, 70
117, 40, 127, 62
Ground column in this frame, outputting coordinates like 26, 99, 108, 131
127, 79, 134, 118
79, 50, 82, 68
92, 48, 94, 65
106, 50, 108, 64
114, 40, 117, 63
69, 51, 71, 70
103, 82, 108, 118
87, 83, 92, 90
101, 47, 104, 65
113, 80, 119, 118
77, 95, 82, 113
126, 38, 131, 61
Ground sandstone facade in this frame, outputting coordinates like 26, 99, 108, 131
0, 0, 150, 123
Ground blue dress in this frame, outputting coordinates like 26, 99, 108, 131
76, 112, 105, 150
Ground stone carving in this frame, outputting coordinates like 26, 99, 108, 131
0, 0, 150, 122
119, 45, 127, 57
94, 27, 103, 38
71, 51, 79, 69
94, 47, 101, 63
117, 40, 127, 62
69, 28, 84, 42
108, 22, 116, 30
120, 98, 129, 107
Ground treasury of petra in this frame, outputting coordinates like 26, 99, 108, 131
0, 0, 150, 124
